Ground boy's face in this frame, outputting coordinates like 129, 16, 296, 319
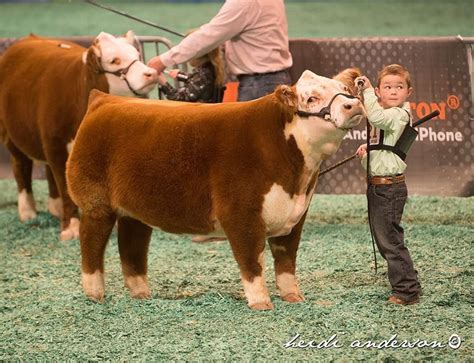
375, 74, 413, 108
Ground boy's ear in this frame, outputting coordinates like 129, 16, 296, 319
374, 87, 381, 99
407, 87, 413, 97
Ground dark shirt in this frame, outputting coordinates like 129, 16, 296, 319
160, 61, 217, 103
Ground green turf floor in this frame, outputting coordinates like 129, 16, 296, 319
0, 1, 473, 360
0, 180, 472, 360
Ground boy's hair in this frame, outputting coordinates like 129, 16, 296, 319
377, 64, 411, 88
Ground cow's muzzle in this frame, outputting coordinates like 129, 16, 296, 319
296, 93, 360, 131
98, 59, 149, 97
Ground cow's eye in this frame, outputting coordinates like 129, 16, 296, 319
110, 58, 121, 65
308, 96, 319, 103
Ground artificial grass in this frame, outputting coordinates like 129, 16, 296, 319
0, 179, 472, 360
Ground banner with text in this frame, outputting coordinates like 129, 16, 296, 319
289, 37, 473, 196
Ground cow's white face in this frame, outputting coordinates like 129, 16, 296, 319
87, 31, 158, 96
283, 70, 366, 170
295, 70, 365, 130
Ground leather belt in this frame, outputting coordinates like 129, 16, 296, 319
370, 174, 405, 185
237, 69, 289, 80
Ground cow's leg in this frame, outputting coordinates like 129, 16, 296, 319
268, 212, 307, 303
220, 212, 272, 310
117, 217, 153, 299
44, 144, 80, 240
80, 210, 116, 302
6, 139, 36, 221
45, 165, 63, 218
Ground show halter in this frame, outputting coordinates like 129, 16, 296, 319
97, 59, 145, 97
296, 93, 358, 131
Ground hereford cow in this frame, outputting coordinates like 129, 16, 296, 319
66, 70, 365, 310
0, 31, 158, 240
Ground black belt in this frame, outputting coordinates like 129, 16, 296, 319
237, 69, 289, 80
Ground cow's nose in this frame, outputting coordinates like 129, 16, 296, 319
343, 103, 353, 110
144, 70, 158, 81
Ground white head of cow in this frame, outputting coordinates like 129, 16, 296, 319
84, 31, 158, 96
282, 70, 365, 168
295, 70, 365, 131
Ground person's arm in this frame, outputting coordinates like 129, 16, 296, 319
363, 89, 410, 130
159, 0, 249, 67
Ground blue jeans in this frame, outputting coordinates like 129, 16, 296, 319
368, 181, 421, 301
237, 70, 292, 101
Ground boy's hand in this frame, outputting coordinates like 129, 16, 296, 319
356, 143, 367, 159
157, 73, 168, 86
147, 55, 166, 73
167, 69, 180, 79
355, 76, 373, 91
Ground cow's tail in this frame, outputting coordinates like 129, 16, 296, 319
333, 67, 362, 96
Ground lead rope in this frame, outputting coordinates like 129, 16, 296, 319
366, 122, 378, 274
359, 80, 378, 275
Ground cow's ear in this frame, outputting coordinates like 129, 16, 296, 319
84, 47, 102, 73
333, 67, 361, 96
123, 30, 136, 45
275, 85, 297, 111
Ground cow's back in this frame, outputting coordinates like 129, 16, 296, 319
0, 35, 106, 159
67, 91, 299, 234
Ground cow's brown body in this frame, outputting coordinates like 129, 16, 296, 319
0, 33, 157, 239
67, 70, 365, 309
0, 36, 108, 238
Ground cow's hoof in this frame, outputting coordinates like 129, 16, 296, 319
249, 301, 274, 310
48, 197, 63, 218
60, 217, 80, 241
125, 275, 151, 299
86, 293, 105, 303
18, 190, 37, 221
282, 293, 305, 303
19, 209, 37, 222
82, 271, 105, 302
130, 290, 152, 300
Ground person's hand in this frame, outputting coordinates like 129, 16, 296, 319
354, 76, 372, 91
147, 55, 166, 73
167, 69, 180, 79
157, 73, 167, 86
356, 143, 367, 159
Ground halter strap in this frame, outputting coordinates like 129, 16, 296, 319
97, 59, 144, 97
296, 93, 357, 130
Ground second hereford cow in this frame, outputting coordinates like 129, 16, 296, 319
0, 31, 158, 240
66, 70, 365, 310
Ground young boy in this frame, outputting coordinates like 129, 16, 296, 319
355, 64, 421, 305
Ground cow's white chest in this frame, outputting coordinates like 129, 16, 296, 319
261, 183, 311, 237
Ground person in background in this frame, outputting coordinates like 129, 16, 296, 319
157, 43, 225, 103
148, 0, 292, 101
355, 64, 422, 306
